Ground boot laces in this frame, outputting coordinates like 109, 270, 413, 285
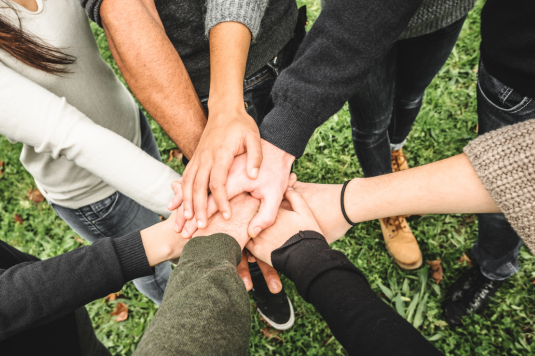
391, 150, 407, 172
384, 215, 408, 232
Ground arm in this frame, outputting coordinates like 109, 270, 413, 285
0, 212, 185, 340
260, 0, 423, 158
134, 194, 258, 356
0, 63, 181, 217
98, 0, 206, 159
246, 190, 443, 355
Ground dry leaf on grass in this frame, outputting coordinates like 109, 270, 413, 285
27, 189, 45, 204
0, 160, 4, 174
14, 214, 23, 225
167, 149, 183, 163
159, 215, 166, 221
110, 302, 128, 322
531, 277, 535, 286
475, 123, 479, 133
261, 328, 282, 340
427, 259, 443, 284
105, 292, 121, 302
74, 235, 85, 244
457, 253, 472, 267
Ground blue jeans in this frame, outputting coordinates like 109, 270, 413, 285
349, 16, 466, 177
51, 110, 171, 305
471, 61, 535, 281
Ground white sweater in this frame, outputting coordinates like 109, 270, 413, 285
0, 0, 180, 216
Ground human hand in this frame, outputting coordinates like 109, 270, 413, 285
189, 192, 283, 292
179, 104, 262, 230
289, 181, 352, 243
172, 140, 295, 238
246, 188, 322, 266
191, 192, 259, 250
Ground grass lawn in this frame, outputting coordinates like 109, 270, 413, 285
1, 0, 534, 354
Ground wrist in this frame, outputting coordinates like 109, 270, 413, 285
261, 139, 295, 169
140, 223, 181, 267
343, 178, 364, 225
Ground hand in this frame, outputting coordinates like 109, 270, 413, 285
172, 140, 295, 238
191, 192, 259, 250
236, 250, 282, 293
180, 104, 262, 230
290, 181, 351, 243
246, 188, 322, 266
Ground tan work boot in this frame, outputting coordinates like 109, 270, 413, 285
379, 216, 422, 270
378, 148, 422, 270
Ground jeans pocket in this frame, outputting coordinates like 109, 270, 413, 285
478, 62, 533, 114
87, 192, 119, 224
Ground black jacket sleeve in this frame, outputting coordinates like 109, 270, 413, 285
272, 231, 443, 356
0, 231, 153, 340
259, 0, 423, 158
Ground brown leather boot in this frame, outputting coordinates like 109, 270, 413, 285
391, 148, 409, 172
378, 148, 422, 270
379, 216, 422, 270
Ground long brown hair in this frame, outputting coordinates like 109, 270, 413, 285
0, 1, 75, 75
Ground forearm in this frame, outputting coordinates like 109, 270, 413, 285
346, 153, 499, 223
134, 234, 250, 356
272, 231, 442, 355
100, 0, 206, 159
0, 233, 151, 340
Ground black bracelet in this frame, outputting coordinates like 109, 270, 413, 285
341, 180, 358, 226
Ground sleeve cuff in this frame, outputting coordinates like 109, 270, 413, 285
205, 0, 267, 40
259, 104, 318, 159
180, 234, 243, 267
112, 231, 153, 282
271, 231, 366, 302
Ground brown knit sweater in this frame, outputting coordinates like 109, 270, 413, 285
464, 118, 535, 253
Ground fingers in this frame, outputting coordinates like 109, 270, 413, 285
237, 250, 253, 291
248, 194, 281, 237
288, 172, 297, 188
283, 188, 311, 215
181, 215, 198, 238
246, 135, 263, 179
209, 155, 233, 220
168, 181, 183, 211
181, 163, 197, 221
257, 259, 281, 293
192, 163, 211, 230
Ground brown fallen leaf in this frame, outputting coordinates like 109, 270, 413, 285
531, 277, 535, 286
261, 328, 282, 340
110, 302, 128, 322
472, 66, 478, 73
0, 160, 4, 174
14, 214, 23, 225
74, 235, 85, 244
105, 292, 120, 303
427, 259, 443, 284
475, 123, 479, 133
159, 215, 166, 221
27, 189, 45, 204
167, 149, 183, 163
457, 253, 472, 267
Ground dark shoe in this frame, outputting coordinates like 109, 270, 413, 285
251, 273, 295, 330
443, 266, 504, 326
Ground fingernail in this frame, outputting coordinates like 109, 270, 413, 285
270, 280, 282, 292
250, 168, 259, 179
253, 227, 261, 237
197, 220, 204, 229
182, 229, 189, 238
243, 278, 252, 290
287, 187, 294, 191
168, 202, 174, 210
184, 210, 191, 218
174, 223, 179, 232
223, 212, 230, 220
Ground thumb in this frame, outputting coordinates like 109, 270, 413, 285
248, 195, 280, 237
246, 135, 263, 179
283, 188, 311, 215
288, 173, 298, 187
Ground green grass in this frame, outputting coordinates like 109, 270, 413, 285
1, 0, 534, 354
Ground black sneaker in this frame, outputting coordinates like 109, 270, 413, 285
251, 271, 295, 330
443, 266, 504, 326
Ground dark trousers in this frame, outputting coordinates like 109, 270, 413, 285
349, 16, 466, 178
472, 61, 535, 280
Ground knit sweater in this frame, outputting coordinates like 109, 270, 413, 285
464, 118, 535, 254
80, 0, 297, 97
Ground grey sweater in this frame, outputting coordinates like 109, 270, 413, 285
79, 0, 297, 96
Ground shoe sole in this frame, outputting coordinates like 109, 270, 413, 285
388, 251, 423, 270
257, 297, 295, 331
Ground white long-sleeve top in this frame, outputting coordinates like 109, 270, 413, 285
0, 0, 180, 216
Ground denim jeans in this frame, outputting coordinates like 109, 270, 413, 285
349, 16, 466, 178
198, 11, 306, 280
51, 110, 172, 305
471, 62, 535, 281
